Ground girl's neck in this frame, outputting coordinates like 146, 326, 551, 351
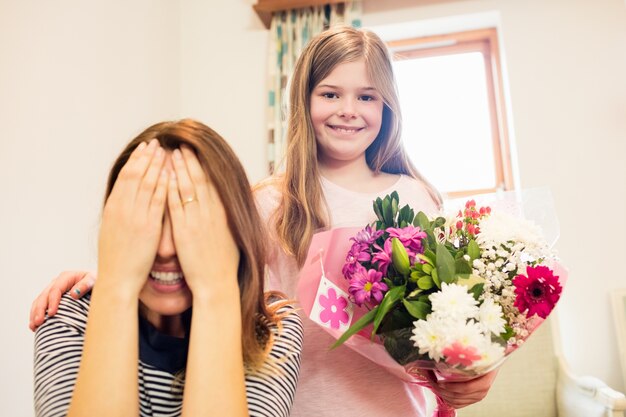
318, 155, 398, 193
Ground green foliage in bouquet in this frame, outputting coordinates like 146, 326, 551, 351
332, 192, 485, 363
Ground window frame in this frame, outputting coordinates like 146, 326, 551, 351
388, 28, 514, 198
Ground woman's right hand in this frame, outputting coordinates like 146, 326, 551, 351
96, 139, 168, 298
29, 270, 96, 331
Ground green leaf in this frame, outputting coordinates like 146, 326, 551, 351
432, 217, 446, 228
431, 268, 440, 288
468, 240, 480, 261
398, 205, 414, 226
382, 198, 393, 226
406, 288, 423, 299
372, 286, 405, 335
415, 211, 430, 230
422, 263, 433, 275
455, 257, 473, 275
501, 324, 515, 341
402, 299, 431, 319
390, 191, 399, 203
417, 251, 435, 267
469, 283, 484, 301
373, 198, 384, 223
417, 276, 434, 290
331, 307, 378, 349
436, 243, 456, 284
391, 198, 399, 224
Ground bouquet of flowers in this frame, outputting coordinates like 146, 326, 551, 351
297, 191, 566, 417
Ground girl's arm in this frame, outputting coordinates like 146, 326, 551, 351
168, 147, 249, 417
68, 140, 168, 417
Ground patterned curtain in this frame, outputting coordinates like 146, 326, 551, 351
265, 1, 363, 174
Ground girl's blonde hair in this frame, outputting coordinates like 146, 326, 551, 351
274, 25, 442, 266
106, 119, 285, 369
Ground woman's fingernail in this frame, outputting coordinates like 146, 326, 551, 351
137, 142, 147, 151
173, 149, 182, 160
74, 289, 81, 296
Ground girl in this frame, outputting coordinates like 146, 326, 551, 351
31, 27, 496, 416
33, 120, 302, 417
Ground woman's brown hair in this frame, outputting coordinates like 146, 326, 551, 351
105, 119, 276, 369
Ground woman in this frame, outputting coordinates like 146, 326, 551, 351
33, 119, 302, 417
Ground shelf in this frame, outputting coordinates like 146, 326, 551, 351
253, 0, 347, 29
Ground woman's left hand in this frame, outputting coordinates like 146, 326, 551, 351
167, 147, 240, 301
428, 368, 498, 409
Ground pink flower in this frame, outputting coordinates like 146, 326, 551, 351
318, 288, 350, 330
443, 342, 481, 367
513, 265, 562, 319
386, 226, 427, 254
372, 238, 393, 275
342, 243, 371, 279
352, 225, 384, 246
348, 268, 388, 306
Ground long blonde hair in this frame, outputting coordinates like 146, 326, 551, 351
274, 26, 442, 266
106, 119, 282, 369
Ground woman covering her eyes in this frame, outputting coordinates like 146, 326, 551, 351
33, 119, 303, 417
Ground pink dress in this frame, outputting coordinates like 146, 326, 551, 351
255, 175, 438, 417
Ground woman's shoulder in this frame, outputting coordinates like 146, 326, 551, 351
266, 297, 303, 339
38, 293, 91, 333
261, 296, 303, 358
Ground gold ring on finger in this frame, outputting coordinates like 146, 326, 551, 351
182, 196, 197, 206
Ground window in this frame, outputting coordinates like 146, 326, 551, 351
388, 28, 514, 198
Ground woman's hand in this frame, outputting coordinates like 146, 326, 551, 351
97, 139, 168, 297
428, 368, 499, 409
167, 147, 240, 301
29, 271, 96, 331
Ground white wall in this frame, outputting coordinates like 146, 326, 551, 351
179, 0, 269, 183
2, 0, 625, 415
0, 1, 180, 415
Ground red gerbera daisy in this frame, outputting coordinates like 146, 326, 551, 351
513, 265, 562, 319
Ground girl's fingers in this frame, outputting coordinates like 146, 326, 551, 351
46, 287, 63, 318
69, 273, 96, 300
171, 148, 200, 213
29, 286, 52, 331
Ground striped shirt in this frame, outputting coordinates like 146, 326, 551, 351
34, 293, 303, 417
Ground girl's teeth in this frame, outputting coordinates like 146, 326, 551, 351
150, 271, 183, 283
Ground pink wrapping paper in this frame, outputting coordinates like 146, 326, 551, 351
297, 226, 568, 416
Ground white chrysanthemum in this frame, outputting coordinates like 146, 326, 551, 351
411, 318, 449, 361
449, 319, 485, 348
430, 283, 479, 321
476, 212, 547, 249
473, 340, 506, 369
478, 298, 507, 335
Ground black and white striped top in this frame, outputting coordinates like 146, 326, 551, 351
34, 293, 303, 417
